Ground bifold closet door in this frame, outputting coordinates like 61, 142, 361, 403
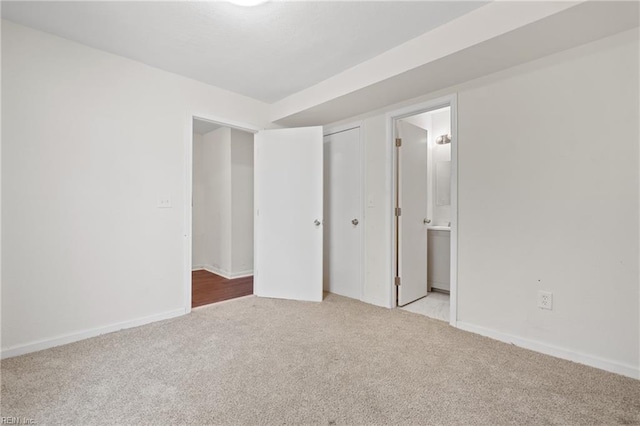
323, 127, 362, 300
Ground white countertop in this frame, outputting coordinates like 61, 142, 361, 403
427, 225, 450, 231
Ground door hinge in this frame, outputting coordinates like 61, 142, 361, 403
394, 276, 401, 286
395, 138, 402, 147
395, 207, 402, 217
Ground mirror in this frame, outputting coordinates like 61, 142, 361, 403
436, 161, 451, 206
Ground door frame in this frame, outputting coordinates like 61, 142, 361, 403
386, 94, 459, 326
322, 121, 366, 301
183, 112, 260, 314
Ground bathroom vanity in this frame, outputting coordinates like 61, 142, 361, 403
427, 226, 450, 292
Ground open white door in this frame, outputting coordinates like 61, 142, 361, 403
254, 127, 323, 302
397, 121, 429, 306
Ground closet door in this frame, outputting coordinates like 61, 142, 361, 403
254, 127, 323, 302
323, 127, 362, 300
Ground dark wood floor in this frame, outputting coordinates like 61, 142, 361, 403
192, 270, 253, 308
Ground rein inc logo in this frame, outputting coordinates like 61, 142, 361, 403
1, 418, 36, 425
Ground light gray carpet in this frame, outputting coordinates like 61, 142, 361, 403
2, 294, 639, 425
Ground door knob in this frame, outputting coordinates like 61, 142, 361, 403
352, 218, 359, 226
423, 218, 431, 224
314, 219, 321, 226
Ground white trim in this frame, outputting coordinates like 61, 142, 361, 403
253, 133, 259, 293
192, 265, 254, 280
185, 113, 261, 315
192, 294, 255, 310
1, 308, 186, 359
228, 270, 254, 279
449, 95, 459, 327
229, 269, 253, 280
359, 123, 366, 304
323, 121, 361, 137
385, 112, 395, 310
457, 321, 640, 380
322, 121, 366, 302
191, 113, 261, 135
385, 94, 458, 323
184, 113, 194, 314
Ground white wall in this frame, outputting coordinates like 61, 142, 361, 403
192, 133, 206, 267
429, 109, 451, 227
192, 127, 253, 278
230, 128, 254, 276
192, 127, 233, 274
455, 30, 638, 377
1, 21, 269, 355
330, 29, 640, 377
360, 115, 392, 308
208, 128, 233, 274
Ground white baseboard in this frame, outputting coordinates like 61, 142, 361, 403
456, 321, 639, 380
1, 308, 186, 359
192, 265, 253, 280
192, 264, 228, 278
362, 296, 392, 309
192, 264, 210, 272
228, 270, 253, 279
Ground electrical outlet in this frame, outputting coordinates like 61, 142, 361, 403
538, 291, 553, 310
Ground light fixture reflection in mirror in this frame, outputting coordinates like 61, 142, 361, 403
436, 134, 451, 145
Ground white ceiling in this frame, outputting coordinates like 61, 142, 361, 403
1, 1, 487, 103
271, 1, 640, 126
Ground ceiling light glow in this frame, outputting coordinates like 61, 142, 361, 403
227, 0, 269, 6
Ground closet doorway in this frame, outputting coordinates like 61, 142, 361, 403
390, 96, 458, 324
190, 117, 255, 308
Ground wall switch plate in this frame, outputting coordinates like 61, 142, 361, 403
538, 291, 553, 310
367, 196, 375, 208
157, 196, 172, 208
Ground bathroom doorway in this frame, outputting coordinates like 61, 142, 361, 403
190, 117, 256, 308
389, 96, 457, 324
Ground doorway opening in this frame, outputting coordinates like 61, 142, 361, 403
186, 120, 327, 311
390, 96, 457, 324
190, 117, 255, 308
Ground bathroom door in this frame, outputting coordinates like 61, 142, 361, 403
254, 127, 324, 302
323, 127, 362, 300
397, 121, 429, 306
